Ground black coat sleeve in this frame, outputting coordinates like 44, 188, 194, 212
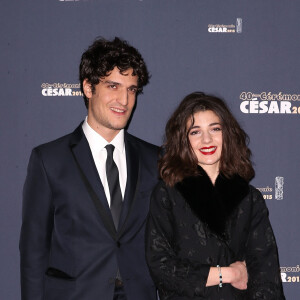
245, 187, 285, 299
145, 181, 211, 298
19, 148, 54, 300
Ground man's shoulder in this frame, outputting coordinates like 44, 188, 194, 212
33, 124, 82, 155
125, 132, 159, 153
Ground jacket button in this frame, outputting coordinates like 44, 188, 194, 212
117, 242, 121, 248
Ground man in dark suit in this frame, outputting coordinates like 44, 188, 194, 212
20, 37, 159, 300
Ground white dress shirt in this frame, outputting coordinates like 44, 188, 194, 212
82, 117, 127, 206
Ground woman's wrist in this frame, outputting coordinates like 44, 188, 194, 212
206, 266, 238, 287
216, 265, 222, 287
219, 266, 236, 284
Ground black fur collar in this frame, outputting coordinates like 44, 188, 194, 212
175, 166, 249, 238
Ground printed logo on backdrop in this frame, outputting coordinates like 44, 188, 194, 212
239, 92, 300, 114
256, 176, 284, 200
281, 265, 300, 284
58, 0, 91, 2
41, 83, 83, 97
208, 18, 242, 33
58, 0, 94, 2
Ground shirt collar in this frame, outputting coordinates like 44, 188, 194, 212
82, 117, 125, 154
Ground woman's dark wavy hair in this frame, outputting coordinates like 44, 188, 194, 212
159, 92, 255, 186
79, 37, 149, 108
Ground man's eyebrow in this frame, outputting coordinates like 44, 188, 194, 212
102, 80, 138, 88
129, 84, 139, 89
102, 80, 121, 85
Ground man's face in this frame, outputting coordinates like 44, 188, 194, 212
84, 67, 138, 142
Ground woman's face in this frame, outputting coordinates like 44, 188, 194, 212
188, 110, 223, 174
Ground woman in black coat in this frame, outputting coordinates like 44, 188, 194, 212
146, 92, 285, 299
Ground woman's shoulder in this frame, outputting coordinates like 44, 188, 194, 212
152, 179, 178, 196
151, 179, 183, 205
246, 185, 265, 201
241, 185, 270, 214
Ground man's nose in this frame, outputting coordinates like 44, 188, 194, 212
117, 89, 129, 106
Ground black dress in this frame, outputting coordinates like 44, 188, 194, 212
145, 168, 285, 299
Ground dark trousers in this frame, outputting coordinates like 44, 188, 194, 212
113, 285, 127, 300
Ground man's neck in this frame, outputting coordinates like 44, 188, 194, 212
87, 119, 120, 143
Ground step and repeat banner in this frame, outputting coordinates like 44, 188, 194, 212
1, 1, 299, 298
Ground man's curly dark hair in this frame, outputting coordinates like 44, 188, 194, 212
79, 37, 150, 108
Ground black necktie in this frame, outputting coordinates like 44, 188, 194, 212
105, 144, 122, 230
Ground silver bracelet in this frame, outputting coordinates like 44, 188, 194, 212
217, 265, 222, 288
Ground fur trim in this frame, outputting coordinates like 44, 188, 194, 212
175, 166, 249, 238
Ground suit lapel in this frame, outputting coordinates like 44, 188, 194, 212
117, 133, 140, 237
70, 125, 117, 238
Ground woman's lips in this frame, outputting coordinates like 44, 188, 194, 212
199, 146, 217, 155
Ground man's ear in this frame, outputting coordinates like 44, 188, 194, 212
83, 79, 92, 99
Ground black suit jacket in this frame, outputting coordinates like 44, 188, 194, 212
20, 124, 159, 300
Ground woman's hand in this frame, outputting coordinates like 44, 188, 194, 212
206, 261, 248, 289
229, 261, 248, 290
